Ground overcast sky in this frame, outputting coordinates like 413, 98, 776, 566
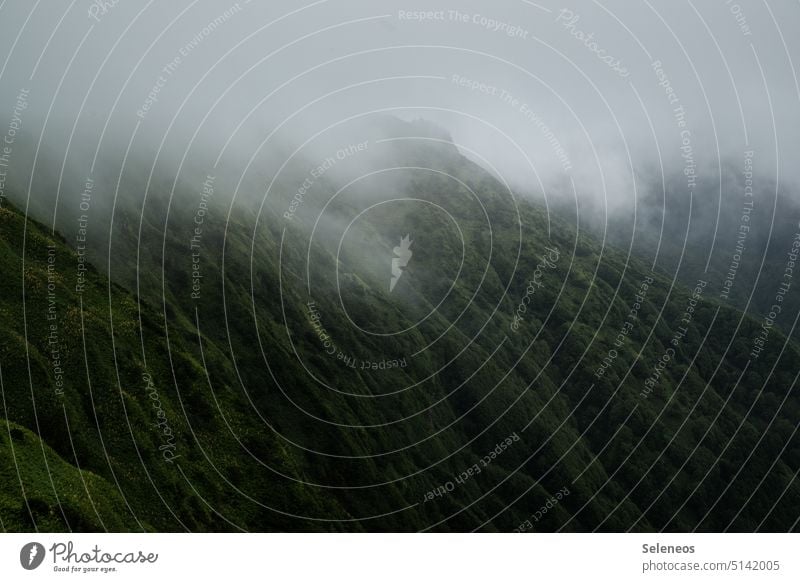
1, 0, 799, 212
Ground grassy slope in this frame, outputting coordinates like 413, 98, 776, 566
1, 127, 799, 531
0, 203, 349, 531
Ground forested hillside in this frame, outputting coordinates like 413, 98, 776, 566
2, 123, 799, 531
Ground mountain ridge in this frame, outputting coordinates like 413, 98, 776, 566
1, 120, 799, 531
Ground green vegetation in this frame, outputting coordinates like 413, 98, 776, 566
1, 125, 799, 531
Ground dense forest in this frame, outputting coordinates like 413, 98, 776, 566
2, 122, 799, 532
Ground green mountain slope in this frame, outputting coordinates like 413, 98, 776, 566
2, 118, 799, 531
0, 202, 349, 531
567, 165, 800, 336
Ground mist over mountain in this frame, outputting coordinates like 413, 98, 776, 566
1, 1, 799, 533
